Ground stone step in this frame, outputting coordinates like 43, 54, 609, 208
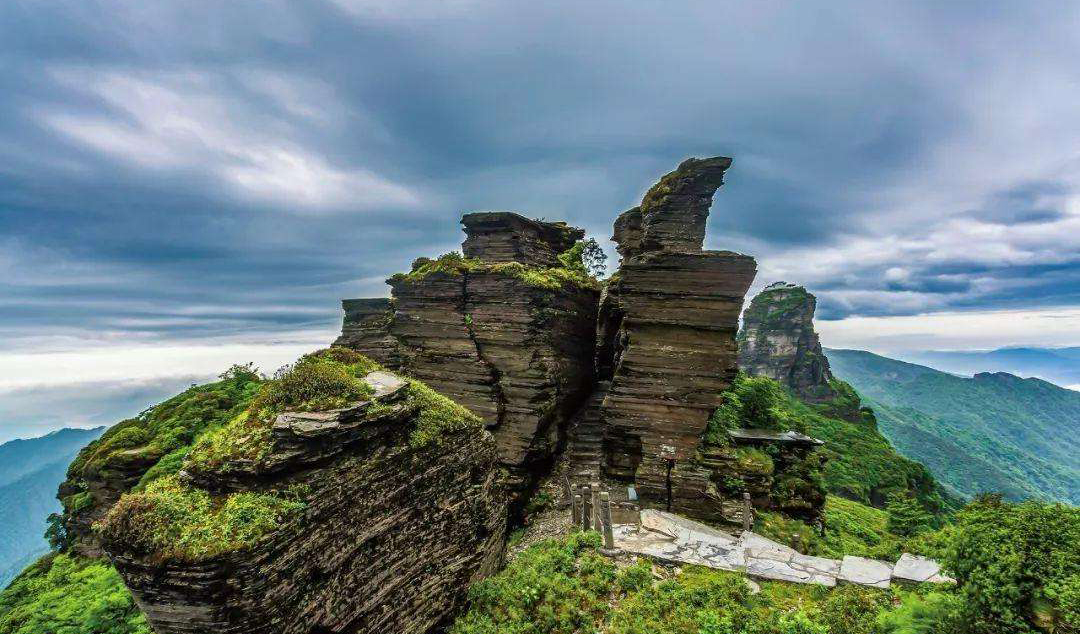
565, 382, 610, 485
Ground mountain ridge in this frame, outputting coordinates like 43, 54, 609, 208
825, 348, 1080, 504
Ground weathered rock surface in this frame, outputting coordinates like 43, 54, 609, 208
738, 282, 835, 401
892, 552, 954, 585
461, 212, 583, 267
839, 555, 893, 588
340, 212, 599, 492
105, 373, 506, 634
615, 512, 950, 589
332, 298, 401, 368
591, 156, 760, 522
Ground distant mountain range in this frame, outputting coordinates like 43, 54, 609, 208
826, 349, 1080, 505
899, 346, 1080, 390
0, 427, 104, 588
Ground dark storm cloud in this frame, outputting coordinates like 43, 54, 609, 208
2, 0, 1080, 354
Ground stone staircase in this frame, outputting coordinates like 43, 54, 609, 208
566, 381, 609, 483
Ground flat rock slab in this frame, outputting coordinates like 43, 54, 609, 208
363, 371, 408, 399
640, 509, 739, 545
892, 553, 954, 584
613, 524, 745, 572
611, 513, 945, 591
839, 556, 892, 588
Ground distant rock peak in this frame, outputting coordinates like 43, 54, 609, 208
738, 282, 835, 401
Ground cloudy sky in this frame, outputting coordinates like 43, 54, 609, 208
2, 1, 1080, 440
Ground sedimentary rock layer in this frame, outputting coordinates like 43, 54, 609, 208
332, 298, 401, 369
596, 249, 757, 519
105, 379, 506, 634
340, 216, 600, 490
461, 212, 583, 267
738, 282, 835, 401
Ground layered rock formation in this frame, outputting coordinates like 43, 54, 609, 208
332, 298, 401, 368
461, 212, 583, 266
101, 369, 506, 634
339, 215, 599, 492
335, 157, 826, 527
738, 282, 835, 401
589, 157, 760, 522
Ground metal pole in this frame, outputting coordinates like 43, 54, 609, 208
742, 492, 752, 533
600, 491, 615, 549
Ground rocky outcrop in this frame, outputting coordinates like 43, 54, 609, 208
589, 157, 760, 523
335, 158, 827, 527
332, 298, 401, 368
102, 371, 506, 634
461, 212, 583, 267
738, 282, 835, 401
339, 213, 599, 492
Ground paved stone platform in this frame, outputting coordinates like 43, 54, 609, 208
612, 510, 952, 589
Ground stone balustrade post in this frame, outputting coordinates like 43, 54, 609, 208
599, 491, 615, 549
581, 485, 593, 532
570, 484, 581, 531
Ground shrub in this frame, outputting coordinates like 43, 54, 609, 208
97, 475, 304, 562
451, 531, 617, 634
877, 591, 964, 634
946, 495, 1080, 634
886, 493, 932, 537
704, 374, 805, 446
0, 554, 150, 634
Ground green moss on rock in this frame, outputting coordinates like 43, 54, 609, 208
98, 474, 305, 562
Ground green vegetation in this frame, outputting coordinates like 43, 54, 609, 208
755, 496, 953, 562
0, 554, 149, 634
705, 374, 806, 445
388, 248, 601, 291
826, 348, 1080, 504
946, 496, 1079, 633
65, 365, 261, 484
97, 474, 305, 562
451, 531, 964, 634
706, 374, 953, 519
186, 348, 378, 472
402, 378, 484, 448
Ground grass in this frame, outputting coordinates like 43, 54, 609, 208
65, 366, 262, 483
185, 348, 379, 473
450, 532, 925, 634
97, 474, 305, 562
0, 554, 150, 634
388, 250, 601, 291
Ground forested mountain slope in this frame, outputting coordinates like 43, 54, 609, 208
826, 349, 1080, 504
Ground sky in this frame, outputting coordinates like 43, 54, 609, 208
2, 0, 1080, 441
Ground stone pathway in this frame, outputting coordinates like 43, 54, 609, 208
612, 510, 953, 589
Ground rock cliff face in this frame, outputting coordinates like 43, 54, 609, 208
589, 157, 759, 522
101, 368, 506, 634
335, 157, 827, 527
332, 298, 401, 368
461, 212, 583, 267
339, 214, 599, 492
738, 282, 835, 401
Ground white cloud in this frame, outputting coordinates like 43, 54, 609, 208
40, 69, 420, 212
0, 339, 327, 391
817, 306, 1080, 354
